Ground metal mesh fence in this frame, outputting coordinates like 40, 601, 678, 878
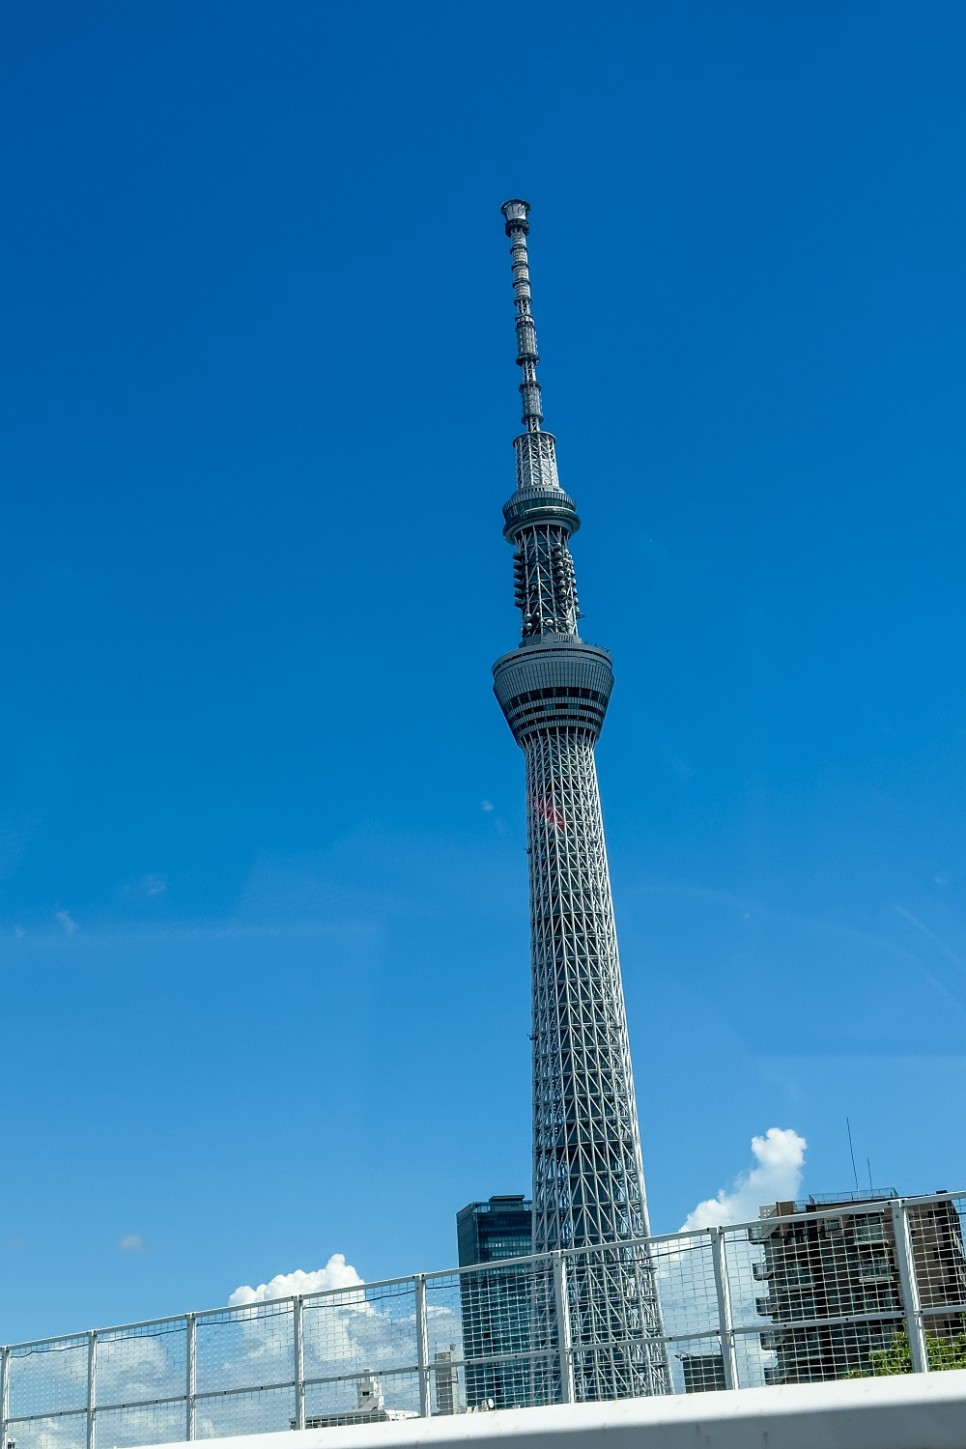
7, 1336, 89, 1420
2, 1192, 963, 1449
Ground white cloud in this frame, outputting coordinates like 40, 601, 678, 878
680, 1127, 807, 1231
225, 1253, 462, 1418
654, 1128, 808, 1391
480, 800, 494, 812
55, 908, 78, 934
118, 1233, 149, 1253
142, 873, 167, 896
229, 1252, 365, 1306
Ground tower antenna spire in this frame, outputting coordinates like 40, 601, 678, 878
501, 199, 544, 434
501, 200, 564, 497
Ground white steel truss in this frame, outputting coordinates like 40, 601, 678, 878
525, 731, 668, 1399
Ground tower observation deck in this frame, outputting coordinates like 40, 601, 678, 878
492, 200, 669, 1400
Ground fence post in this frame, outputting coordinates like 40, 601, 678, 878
86, 1331, 97, 1449
414, 1276, 431, 1417
891, 1201, 929, 1373
186, 1314, 197, 1441
293, 1297, 305, 1430
552, 1252, 575, 1404
1, 1344, 9, 1449
710, 1227, 738, 1390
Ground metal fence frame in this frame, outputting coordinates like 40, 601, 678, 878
2, 1192, 963, 1449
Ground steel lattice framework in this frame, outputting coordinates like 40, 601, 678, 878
492, 200, 670, 1400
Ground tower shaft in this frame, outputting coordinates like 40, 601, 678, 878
492, 201, 669, 1400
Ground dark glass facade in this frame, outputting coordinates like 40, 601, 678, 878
456, 1196, 533, 1408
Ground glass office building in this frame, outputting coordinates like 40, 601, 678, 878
457, 1196, 533, 1408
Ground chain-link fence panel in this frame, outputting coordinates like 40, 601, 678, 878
648, 1231, 718, 1393
97, 1322, 188, 1413
3, 1335, 90, 1449
565, 1244, 671, 1401
420, 1272, 464, 1415
909, 1197, 966, 1364
430, 1258, 549, 1412
196, 1301, 293, 1400
302, 1275, 418, 1423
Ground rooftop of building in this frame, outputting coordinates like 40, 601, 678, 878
759, 1189, 900, 1217
456, 1196, 530, 1220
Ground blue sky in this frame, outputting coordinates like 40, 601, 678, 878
2, 0, 965, 1343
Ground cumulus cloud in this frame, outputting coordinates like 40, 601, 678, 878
680, 1127, 807, 1231
118, 1233, 149, 1253
229, 1253, 365, 1307
655, 1128, 808, 1391
226, 1253, 461, 1407
225, 1253, 422, 1411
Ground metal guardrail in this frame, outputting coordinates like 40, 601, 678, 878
2, 1192, 964, 1449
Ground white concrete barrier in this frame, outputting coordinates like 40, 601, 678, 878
144, 1372, 966, 1449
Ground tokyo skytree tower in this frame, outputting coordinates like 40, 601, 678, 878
492, 201, 669, 1400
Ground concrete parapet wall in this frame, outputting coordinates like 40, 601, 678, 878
147, 1372, 966, 1449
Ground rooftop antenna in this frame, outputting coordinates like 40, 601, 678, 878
867, 1157, 874, 1195
846, 1118, 860, 1192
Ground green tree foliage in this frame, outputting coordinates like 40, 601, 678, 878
848, 1331, 966, 1376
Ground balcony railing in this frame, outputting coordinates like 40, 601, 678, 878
1, 1193, 964, 1449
